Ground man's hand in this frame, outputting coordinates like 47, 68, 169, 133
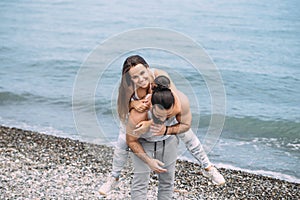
147, 158, 167, 173
150, 123, 167, 136
133, 120, 152, 136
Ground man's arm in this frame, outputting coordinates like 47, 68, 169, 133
126, 109, 167, 173
167, 90, 192, 134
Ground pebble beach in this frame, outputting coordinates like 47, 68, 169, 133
0, 125, 299, 199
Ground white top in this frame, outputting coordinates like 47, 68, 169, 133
138, 111, 178, 142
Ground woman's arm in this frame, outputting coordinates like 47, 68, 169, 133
126, 109, 167, 173
129, 94, 151, 113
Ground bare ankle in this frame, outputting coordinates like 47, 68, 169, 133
205, 165, 213, 171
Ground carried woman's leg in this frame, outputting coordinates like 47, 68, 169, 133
177, 128, 211, 168
177, 129, 225, 185
112, 123, 129, 178
99, 123, 129, 195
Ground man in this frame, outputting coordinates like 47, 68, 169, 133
126, 75, 193, 199
127, 75, 224, 185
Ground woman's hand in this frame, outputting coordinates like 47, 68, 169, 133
133, 120, 152, 136
130, 95, 151, 112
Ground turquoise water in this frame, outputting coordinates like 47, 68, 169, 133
1, 0, 299, 183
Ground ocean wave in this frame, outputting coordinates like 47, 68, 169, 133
0, 91, 71, 107
198, 115, 300, 141
0, 91, 28, 103
225, 116, 299, 140
0, 46, 12, 53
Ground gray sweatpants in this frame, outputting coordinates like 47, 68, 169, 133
131, 136, 179, 200
112, 123, 211, 178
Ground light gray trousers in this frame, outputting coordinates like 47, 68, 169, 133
131, 136, 179, 200
112, 124, 211, 178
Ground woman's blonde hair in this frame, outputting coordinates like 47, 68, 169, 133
117, 55, 149, 122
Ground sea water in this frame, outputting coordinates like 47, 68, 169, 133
0, 0, 299, 183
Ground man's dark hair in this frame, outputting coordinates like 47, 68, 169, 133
153, 75, 170, 89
